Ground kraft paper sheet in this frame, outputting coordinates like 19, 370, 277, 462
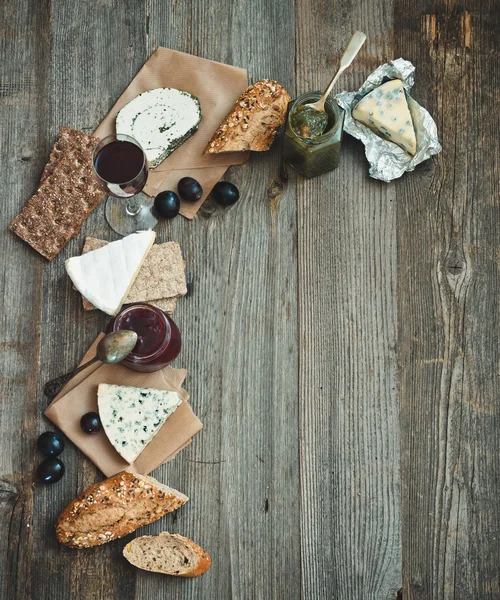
44, 334, 202, 477
94, 47, 250, 219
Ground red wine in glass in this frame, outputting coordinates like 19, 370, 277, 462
92, 133, 158, 235
94, 138, 147, 197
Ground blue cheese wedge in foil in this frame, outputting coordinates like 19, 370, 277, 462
116, 88, 202, 168
98, 383, 182, 463
352, 79, 416, 155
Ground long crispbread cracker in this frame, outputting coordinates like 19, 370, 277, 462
40, 127, 101, 183
10, 152, 105, 260
79, 237, 186, 312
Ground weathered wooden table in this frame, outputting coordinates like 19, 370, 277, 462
1, 1, 498, 598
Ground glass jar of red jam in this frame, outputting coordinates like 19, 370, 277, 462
107, 303, 181, 372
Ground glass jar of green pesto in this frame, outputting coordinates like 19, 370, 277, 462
283, 92, 344, 179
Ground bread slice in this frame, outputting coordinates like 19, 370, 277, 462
203, 79, 291, 154
55, 472, 188, 548
123, 532, 211, 577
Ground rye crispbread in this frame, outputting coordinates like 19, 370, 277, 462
10, 151, 105, 260
79, 237, 185, 311
40, 127, 101, 183
150, 297, 178, 314
82, 293, 178, 314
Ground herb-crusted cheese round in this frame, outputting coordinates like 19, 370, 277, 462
116, 88, 202, 168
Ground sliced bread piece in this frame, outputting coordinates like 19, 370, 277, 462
98, 384, 182, 464
56, 471, 188, 548
123, 532, 211, 577
203, 80, 291, 154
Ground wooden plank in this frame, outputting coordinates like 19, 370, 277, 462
137, 1, 299, 599
0, 1, 50, 598
27, 2, 148, 600
295, 1, 402, 598
395, 1, 500, 598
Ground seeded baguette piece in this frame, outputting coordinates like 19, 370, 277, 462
55, 472, 188, 549
123, 532, 211, 577
203, 79, 291, 154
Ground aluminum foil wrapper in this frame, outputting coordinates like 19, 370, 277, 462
336, 58, 441, 182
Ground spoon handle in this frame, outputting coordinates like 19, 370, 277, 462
319, 31, 367, 107
44, 355, 99, 400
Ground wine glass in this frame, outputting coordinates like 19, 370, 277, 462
93, 133, 158, 236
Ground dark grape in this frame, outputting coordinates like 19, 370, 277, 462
37, 431, 64, 457
154, 191, 180, 219
178, 177, 203, 202
80, 412, 101, 434
212, 181, 240, 206
37, 457, 65, 484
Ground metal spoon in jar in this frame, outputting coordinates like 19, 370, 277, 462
294, 31, 367, 138
43, 330, 138, 399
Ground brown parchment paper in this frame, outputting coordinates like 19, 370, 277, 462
94, 47, 250, 219
45, 334, 202, 477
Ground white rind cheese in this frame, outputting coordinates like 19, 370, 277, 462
116, 88, 202, 168
65, 230, 155, 316
98, 383, 182, 464
352, 79, 417, 155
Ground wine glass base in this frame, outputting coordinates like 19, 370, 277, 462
105, 193, 158, 236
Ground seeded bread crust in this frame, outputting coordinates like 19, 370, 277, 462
203, 79, 291, 154
55, 472, 188, 549
123, 532, 212, 577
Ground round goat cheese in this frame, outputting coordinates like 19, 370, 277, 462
116, 88, 202, 168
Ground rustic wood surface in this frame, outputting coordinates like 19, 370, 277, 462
0, 1, 498, 599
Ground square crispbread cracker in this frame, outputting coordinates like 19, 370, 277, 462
10, 152, 105, 261
79, 237, 185, 311
40, 127, 101, 183
149, 297, 178, 314
127, 243, 187, 302
82, 292, 179, 314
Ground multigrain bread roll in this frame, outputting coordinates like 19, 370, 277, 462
203, 79, 291, 154
55, 472, 188, 549
123, 532, 212, 577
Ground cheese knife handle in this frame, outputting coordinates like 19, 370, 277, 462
44, 355, 100, 400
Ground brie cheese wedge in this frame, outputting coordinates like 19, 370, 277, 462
98, 383, 182, 464
116, 88, 202, 168
352, 79, 417, 155
65, 230, 155, 316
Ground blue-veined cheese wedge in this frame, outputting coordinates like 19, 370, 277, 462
116, 88, 202, 168
98, 384, 182, 464
352, 79, 417, 155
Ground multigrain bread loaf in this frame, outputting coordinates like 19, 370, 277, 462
55, 472, 188, 548
203, 79, 291, 154
123, 532, 211, 577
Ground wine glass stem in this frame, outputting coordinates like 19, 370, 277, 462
126, 196, 142, 216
